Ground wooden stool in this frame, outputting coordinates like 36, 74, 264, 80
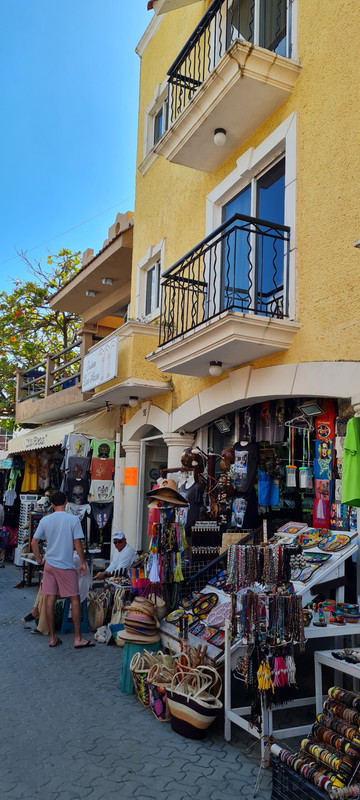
60, 598, 89, 635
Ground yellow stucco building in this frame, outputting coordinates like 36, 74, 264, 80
109, 0, 360, 545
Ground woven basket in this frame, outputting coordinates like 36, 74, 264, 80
148, 663, 174, 722
166, 666, 223, 739
129, 652, 151, 706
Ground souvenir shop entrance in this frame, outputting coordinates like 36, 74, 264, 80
137, 433, 167, 552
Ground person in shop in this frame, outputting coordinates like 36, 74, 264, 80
93, 531, 136, 581
22, 553, 91, 634
31, 489, 95, 649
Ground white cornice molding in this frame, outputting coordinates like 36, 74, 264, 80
136, 14, 163, 57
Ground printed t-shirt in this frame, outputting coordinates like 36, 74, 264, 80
89, 480, 114, 503
66, 456, 90, 481
62, 434, 90, 468
342, 417, 360, 506
21, 454, 39, 492
232, 442, 259, 493
34, 511, 84, 570
178, 481, 203, 529
90, 457, 114, 481
66, 502, 91, 521
66, 479, 89, 506
39, 452, 51, 490
90, 438, 115, 459
91, 502, 113, 529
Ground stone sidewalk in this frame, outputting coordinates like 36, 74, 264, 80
1, 563, 273, 800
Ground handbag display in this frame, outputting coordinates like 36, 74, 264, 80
87, 589, 110, 632
166, 666, 223, 739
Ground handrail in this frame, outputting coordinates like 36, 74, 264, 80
159, 212, 290, 347
167, 0, 289, 125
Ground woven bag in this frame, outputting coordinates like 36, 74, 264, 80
148, 663, 174, 722
166, 666, 223, 739
110, 587, 126, 626
129, 652, 152, 706
87, 590, 109, 632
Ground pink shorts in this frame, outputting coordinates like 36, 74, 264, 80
42, 562, 79, 597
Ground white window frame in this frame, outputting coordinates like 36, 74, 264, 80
135, 238, 166, 322
205, 112, 297, 321
139, 80, 168, 176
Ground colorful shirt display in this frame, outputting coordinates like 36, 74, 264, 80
90, 457, 114, 481
66, 478, 89, 506
90, 438, 115, 459
21, 454, 39, 493
66, 456, 90, 481
89, 480, 114, 503
342, 417, 360, 506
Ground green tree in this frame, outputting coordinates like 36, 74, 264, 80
0, 248, 82, 428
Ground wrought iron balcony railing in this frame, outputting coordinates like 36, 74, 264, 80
18, 339, 83, 402
159, 213, 290, 346
167, 0, 291, 125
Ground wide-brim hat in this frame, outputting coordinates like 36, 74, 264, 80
118, 630, 161, 644
146, 478, 189, 507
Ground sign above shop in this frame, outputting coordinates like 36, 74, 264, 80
82, 336, 118, 393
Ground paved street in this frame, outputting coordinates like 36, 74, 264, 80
1, 563, 272, 800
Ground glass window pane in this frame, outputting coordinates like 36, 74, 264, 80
226, 0, 255, 47
259, 0, 287, 56
154, 108, 163, 144
222, 185, 252, 309
256, 158, 285, 313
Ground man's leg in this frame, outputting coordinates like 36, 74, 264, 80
45, 595, 57, 645
70, 595, 95, 647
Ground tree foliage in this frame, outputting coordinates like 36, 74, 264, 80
0, 248, 82, 428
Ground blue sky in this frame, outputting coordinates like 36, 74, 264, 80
0, 1, 151, 288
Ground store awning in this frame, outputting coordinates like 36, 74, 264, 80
8, 407, 120, 454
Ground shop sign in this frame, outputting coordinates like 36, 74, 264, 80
82, 335, 118, 392
124, 467, 138, 486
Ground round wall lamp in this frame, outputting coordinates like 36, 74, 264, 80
209, 361, 222, 377
128, 396, 139, 408
214, 128, 227, 147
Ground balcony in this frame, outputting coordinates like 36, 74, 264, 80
155, 0, 301, 172
84, 321, 172, 408
146, 213, 300, 376
15, 335, 94, 426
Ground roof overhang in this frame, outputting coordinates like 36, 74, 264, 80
87, 378, 172, 407
8, 407, 120, 454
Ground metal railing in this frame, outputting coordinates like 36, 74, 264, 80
18, 339, 82, 402
159, 213, 290, 346
167, 0, 290, 125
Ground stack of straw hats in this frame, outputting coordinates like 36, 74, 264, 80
145, 478, 189, 507
118, 597, 161, 644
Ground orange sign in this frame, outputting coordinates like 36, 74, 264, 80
124, 467, 138, 486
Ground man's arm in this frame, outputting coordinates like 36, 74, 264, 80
74, 538, 86, 576
31, 537, 43, 565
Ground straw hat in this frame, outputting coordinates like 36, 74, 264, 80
117, 630, 160, 644
146, 478, 189, 507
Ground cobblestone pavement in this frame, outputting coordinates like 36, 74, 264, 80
1, 563, 273, 800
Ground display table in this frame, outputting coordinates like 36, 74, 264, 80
315, 648, 360, 714
224, 620, 360, 759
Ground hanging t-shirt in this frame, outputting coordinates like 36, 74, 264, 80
178, 481, 203, 530
66, 478, 89, 506
89, 480, 114, 503
239, 407, 255, 443
21, 454, 39, 492
255, 401, 285, 444
232, 442, 259, 494
231, 487, 258, 530
66, 502, 91, 521
91, 502, 113, 530
342, 417, 360, 506
63, 434, 90, 466
7, 468, 22, 492
90, 438, 115, 459
90, 457, 114, 481
66, 456, 90, 481
4, 489, 17, 506
38, 452, 52, 491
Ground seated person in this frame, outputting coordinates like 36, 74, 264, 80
94, 531, 136, 580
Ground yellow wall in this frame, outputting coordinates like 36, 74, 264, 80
132, 1, 360, 411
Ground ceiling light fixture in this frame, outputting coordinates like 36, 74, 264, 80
128, 396, 139, 408
85, 290, 97, 297
102, 277, 113, 285
214, 128, 227, 147
209, 361, 222, 377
